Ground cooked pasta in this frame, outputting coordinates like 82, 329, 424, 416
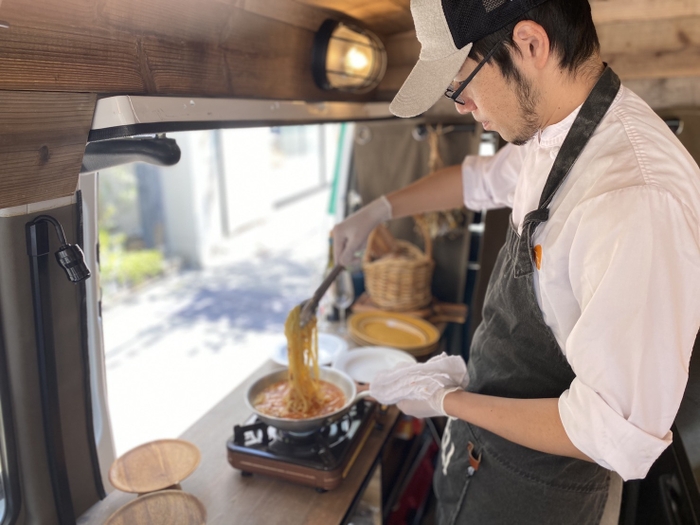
253, 304, 346, 419
284, 304, 320, 414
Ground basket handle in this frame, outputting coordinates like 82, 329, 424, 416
364, 218, 433, 262
363, 228, 378, 264
413, 215, 433, 260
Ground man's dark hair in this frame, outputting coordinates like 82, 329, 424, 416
469, 0, 600, 83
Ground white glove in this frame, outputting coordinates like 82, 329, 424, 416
332, 196, 392, 267
397, 398, 451, 418
370, 353, 469, 417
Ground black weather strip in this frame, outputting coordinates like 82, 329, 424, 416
25, 221, 76, 525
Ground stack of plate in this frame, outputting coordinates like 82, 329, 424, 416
348, 311, 440, 357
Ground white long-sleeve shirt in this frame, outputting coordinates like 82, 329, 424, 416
461, 85, 700, 481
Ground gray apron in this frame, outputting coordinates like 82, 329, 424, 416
435, 67, 621, 525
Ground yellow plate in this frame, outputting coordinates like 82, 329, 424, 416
348, 311, 440, 351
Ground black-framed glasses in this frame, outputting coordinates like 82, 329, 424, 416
445, 40, 503, 105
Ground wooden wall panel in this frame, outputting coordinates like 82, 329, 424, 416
590, 0, 700, 24
625, 77, 700, 109
0, 92, 95, 208
599, 16, 700, 80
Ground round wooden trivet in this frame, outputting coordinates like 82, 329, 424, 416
105, 490, 206, 525
109, 439, 201, 494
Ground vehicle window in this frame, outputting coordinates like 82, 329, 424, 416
0, 480, 4, 521
98, 124, 343, 454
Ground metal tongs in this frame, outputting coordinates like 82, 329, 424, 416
299, 265, 344, 328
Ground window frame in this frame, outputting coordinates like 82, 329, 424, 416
0, 321, 21, 525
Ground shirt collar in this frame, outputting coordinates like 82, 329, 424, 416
536, 104, 583, 148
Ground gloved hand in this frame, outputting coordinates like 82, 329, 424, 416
397, 398, 452, 419
369, 353, 469, 417
332, 196, 392, 267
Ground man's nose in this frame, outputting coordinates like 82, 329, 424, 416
455, 97, 477, 114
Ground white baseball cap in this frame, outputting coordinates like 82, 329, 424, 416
390, 0, 552, 118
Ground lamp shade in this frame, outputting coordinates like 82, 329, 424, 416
312, 19, 387, 93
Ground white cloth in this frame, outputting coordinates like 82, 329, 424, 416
369, 353, 469, 416
461, 85, 700, 481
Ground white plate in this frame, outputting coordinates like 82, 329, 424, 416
270, 333, 348, 366
332, 346, 417, 384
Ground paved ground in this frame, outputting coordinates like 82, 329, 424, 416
103, 189, 334, 455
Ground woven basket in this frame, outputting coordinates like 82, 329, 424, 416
362, 217, 434, 311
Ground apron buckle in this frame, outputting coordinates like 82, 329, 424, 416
467, 441, 481, 475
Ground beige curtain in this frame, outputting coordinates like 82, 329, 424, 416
352, 118, 482, 304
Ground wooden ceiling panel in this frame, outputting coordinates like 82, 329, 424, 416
293, 0, 412, 35
0, 0, 698, 99
0, 0, 376, 101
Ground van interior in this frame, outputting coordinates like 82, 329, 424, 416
0, 1, 699, 524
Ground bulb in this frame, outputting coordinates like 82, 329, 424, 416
345, 47, 370, 73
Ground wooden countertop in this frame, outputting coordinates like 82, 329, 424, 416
78, 360, 400, 525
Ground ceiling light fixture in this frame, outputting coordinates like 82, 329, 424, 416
312, 19, 387, 94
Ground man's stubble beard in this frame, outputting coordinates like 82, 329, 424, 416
507, 66, 541, 147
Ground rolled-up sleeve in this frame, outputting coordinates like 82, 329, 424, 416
558, 186, 700, 480
560, 379, 672, 480
462, 143, 525, 210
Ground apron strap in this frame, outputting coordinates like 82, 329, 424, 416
514, 66, 621, 278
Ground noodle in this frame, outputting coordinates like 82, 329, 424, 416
253, 305, 346, 419
283, 304, 320, 415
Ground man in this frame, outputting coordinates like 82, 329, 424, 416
332, 0, 700, 523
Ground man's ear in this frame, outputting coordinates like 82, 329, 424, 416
511, 20, 550, 70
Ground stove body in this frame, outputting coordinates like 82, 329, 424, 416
227, 400, 378, 490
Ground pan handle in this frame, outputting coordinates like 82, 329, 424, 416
354, 390, 374, 403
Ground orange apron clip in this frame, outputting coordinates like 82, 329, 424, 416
467, 441, 481, 473
533, 245, 543, 270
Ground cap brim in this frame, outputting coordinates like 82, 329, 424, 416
390, 44, 472, 118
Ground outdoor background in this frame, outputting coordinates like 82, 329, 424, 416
98, 124, 348, 455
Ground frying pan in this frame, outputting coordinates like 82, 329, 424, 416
245, 367, 371, 433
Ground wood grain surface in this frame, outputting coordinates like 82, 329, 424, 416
0, 0, 374, 102
0, 0, 696, 100
104, 491, 206, 525
0, 91, 95, 209
78, 360, 400, 525
109, 439, 201, 494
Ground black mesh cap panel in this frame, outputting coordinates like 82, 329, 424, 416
441, 0, 553, 49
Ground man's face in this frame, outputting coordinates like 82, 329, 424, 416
452, 53, 540, 145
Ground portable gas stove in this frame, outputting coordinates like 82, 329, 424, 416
227, 400, 378, 491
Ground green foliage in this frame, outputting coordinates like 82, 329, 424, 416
100, 228, 164, 287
